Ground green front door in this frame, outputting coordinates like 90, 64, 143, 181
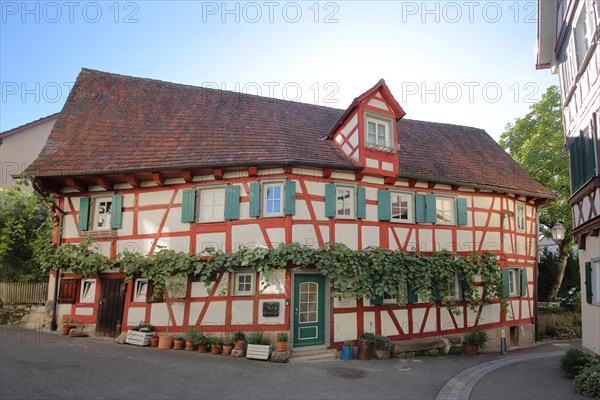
293, 274, 326, 348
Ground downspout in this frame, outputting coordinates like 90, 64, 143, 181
534, 206, 540, 343
31, 179, 64, 331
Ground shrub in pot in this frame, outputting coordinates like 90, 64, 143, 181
195, 334, 208, 353
358, 332, 375, 360
233, 332, 246, 350
276, 332, 288, 351
246, 331, 272, 360
61, 318, 77, 335
210, 338, 223, 355
374, 335, 392, 359
463, 330, 489, 355
173, 335, 185, 350
126, 321, 155, 346
222, 336, 234, 355
184, 328, 199, 351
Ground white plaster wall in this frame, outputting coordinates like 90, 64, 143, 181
120, 212, 134, 236
188, 301, 204, 325
191, 282, 211, 297
334, 313, 357, 342
258, 299, 285, 324
197, 232, 226, 254
164, 209, 190, 233
292, 225, 319, 248
303, 181, 324, 197
232, 225, 264, 249
295, 201, 311, 220
63, 216, 79, 239
75, 307, 93, 316
380, 311, 398, 336
150, 303, 169, 326
419, 229, 433, 252
126, 307, 146, 325
154, 236, 190, 253
336, 224, 358, 250
436, 229, 453, 251
138, 210, 163, 234
362, 226, 379, 248
334, 297, 356, 308
266, 228, 285, 246
457, 231, 474, 252
203, 301, 226, 325
116, 239, 153, 255
363, 311, 375, 332
231, 300, 253, 324
139, 190, 177, 206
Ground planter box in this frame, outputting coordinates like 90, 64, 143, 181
125, 330, 154, 346
246, 344, 272, 360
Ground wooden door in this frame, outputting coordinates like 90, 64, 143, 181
95, 278, 126, 337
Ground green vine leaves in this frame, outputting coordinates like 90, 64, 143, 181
50, 240, 507, 308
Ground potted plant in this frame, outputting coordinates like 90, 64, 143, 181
173, 335, 185, 350
210, 337, 222, 355
125, 321, 155, 346
150, 335, 160, 347
463, 330, 489, 355
374, 335, 392, 359
233, 331, 246, 350
184, 328, 199, 351
61, 318, 77, 335
275, 332, 288, 351
246, 331, 272, 360
195, 334, 208, 353
358, 332, 375, 360
222, 336, 234, 356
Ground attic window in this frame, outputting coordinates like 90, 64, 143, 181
364, 113, 394, 152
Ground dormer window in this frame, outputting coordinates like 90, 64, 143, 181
364, 113, 394, 151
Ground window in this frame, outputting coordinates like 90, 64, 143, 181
336, 186, 355, 219
508, 268, 520, 297
198, 188, 225, 223
234, 272, 255, 296
391, 192, 413, 223
80, 279, 96, 303
574, 5, 589, 69
263, 182, 283, 217
570, 129, 596, 193
516, 204, 525, 232
436, 196, 455, 225
586, 260, 600, 306
365, 114, 393, 149
382, 283, 408, 305
92, 197, 112, 230
58, 279, 78, 304
134, 279, 149, 302
445, 273, 462, 301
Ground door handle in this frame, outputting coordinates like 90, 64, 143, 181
99, 299, 105, 304
294, 308, 298, 313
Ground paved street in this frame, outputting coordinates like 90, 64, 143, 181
0, 327, 583, 399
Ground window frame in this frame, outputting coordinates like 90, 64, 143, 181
435, 196, 456, 225
196, 186, 226, 223
591, 260, 600, 306
134, 278, 149, 303
382, 282, 409, 305
574, 5, 589, 70
516, 203, 526, 232
445, 273, 462, 302
233, 271, 255, 296
364, 112, 394, 150
508, 267, 521, 297
390, 191, 414, 224
79, 279, 97, 303
262, 181, 284, 217
91, 196, 113, 230
335, 185, 356, 220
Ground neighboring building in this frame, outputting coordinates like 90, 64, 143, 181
27, 69, 554, 350
0, 113, 59, 190
537, 0, 600, 355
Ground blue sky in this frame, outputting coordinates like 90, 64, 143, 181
1, 1, 557, 140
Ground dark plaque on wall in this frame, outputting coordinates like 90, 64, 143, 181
262, 302, 280, 317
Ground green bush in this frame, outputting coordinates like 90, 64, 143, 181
574, 359, 600, 398
560, 348, 594, 379
464, 330, 489, 346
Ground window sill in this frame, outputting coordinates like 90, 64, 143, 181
365, 143, 396, 153
390, 219, 414, 224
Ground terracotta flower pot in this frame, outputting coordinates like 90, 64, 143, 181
275, 341, 287, 352
61, 325, 71, 335
211, 345, 221, 355
357, 340, 373, 360
463, 343, 478, 355
150, 335, 160, 348
173, 339, 184, 350
185, 341, 195, 351
222, 345, 233, 356
234, 340, 245, 350
197, 344, 207, 353
158, 336, 174, 350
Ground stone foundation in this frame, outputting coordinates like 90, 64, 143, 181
0, 303, 51, 329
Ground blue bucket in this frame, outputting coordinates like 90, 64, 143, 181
340, 346, 353, 360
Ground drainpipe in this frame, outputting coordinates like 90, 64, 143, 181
31, 179, 64, 331
534, 208, 540, 343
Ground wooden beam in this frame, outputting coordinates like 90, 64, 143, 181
65, 177, 87, 192
427, 182, 436, 189
213, 168, 223, 180
182, 170, 193, 183
355, 171, 365, 181
384, 176, 397, 185
247, 167, 258, 177
284, 166, 293, 174
95, 176, 113, 191
152, 172, 165, 187
35, 178, 60, 194
590, 229, 599, 237
451, 185, 460, 192
322, 169, 333, 178
126, 175, 140, 188
408, 179, 417, 187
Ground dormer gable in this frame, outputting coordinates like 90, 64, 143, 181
327, 79, 405, 178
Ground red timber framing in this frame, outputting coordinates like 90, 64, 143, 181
52, 167, 540, 343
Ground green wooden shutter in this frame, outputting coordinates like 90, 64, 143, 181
415, 194, 426, 223
181, 189, 196, 223
357, 186, 366, 219
502, 268, 510, 297
520, 268, 527, 297
377, 189, 391, 221
425, 193, 436, 223
569, 138, 581, 191
110, 194, 123, 229
407, 284, 418, 304
585, 262, 593, 304
249, 182, 261, 218
78, 198, 90, 231
225, 185, 240, 220
371, 295, 384, 306
284, 180, 296, 216
325, 183, 336, 217
583, 132, 596, 183
432, 283, 441, 303
457, 197, 468, 226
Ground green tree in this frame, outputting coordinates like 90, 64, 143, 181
0, 186, 53, 282
500, 85, 573, 301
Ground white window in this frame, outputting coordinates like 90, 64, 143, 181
365, 114, 393, 149
92, 197, 112, 230
263, 182, 283, 217
516, 204, 525, 231
382, 283, 408, 305
574, 5, 589, 69
336, 186, 355, 219
391, 192, 413, 223
591, 260, 600, 306
234, 272, 255, 296
445, 273, 462, 301
436, 196, 455, 225
80, 279, 96, 303
508, 268, 520, 297
198, 188, 225, 223
134, 279, 149, 302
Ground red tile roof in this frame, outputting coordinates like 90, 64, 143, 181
27, 69, 554, 198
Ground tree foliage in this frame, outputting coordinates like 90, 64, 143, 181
0, 187, 53, 282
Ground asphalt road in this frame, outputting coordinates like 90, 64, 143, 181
0, 327, 583, 400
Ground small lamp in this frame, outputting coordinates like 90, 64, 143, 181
550, 223, 565, 241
